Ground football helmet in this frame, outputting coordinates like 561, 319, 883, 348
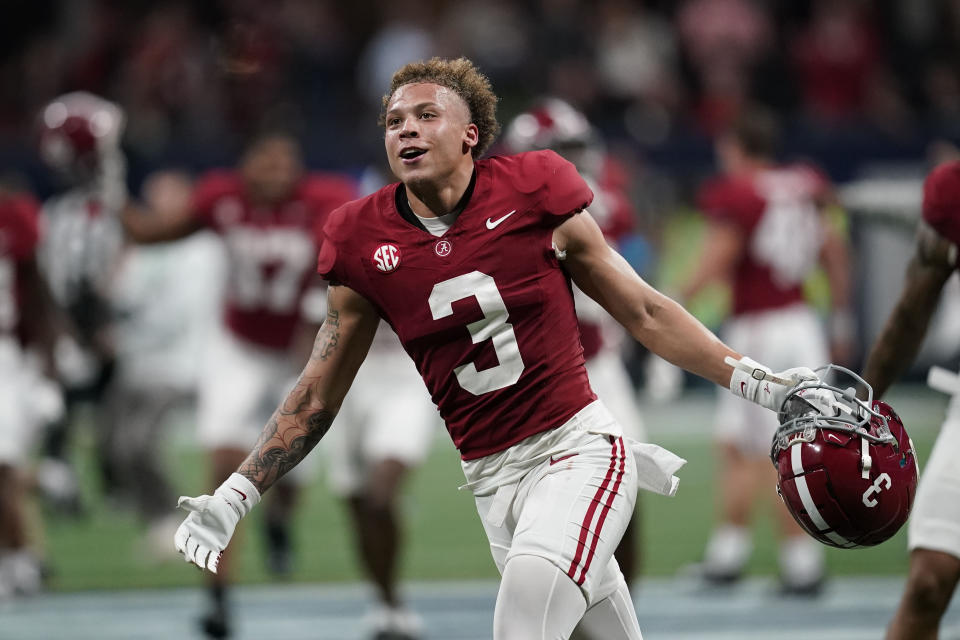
37, 92, 125, 183
771, 365, 918, 548
503, 97, 603, 175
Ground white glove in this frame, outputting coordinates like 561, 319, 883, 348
727, 356, 819, 412
174, 473, 260, 573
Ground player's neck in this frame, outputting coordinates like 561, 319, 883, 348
403, 162, 474, 218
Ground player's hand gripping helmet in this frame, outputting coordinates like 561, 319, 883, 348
771, 365, 918, 548
37, 92, 125, 184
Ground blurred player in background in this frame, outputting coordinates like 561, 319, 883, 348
0, 179, 67, 599
679, 107, 853, 594
173, 57, 844, 640
121, 132, 356, 639
325, 325, 438, 640
503, 97, 647, 584
33, 92, 128, 514
862, 159, 960, 640
104, 170, 225, 558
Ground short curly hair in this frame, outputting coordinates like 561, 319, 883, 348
379, 57, 500, 159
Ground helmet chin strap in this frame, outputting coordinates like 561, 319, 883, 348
829, 388, 873, 480
860, 436, 872, 480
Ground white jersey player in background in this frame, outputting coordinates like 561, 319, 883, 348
678, 106, 853, 594
33, 92, 128, 515
105, 170, 226, 557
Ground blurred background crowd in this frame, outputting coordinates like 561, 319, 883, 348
0, 0, 957, 357
2, 0, 959, 192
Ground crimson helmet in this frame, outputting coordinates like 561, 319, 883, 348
771, 365, 918, 549
503, 97, 603, 175
37, 92, 125, 183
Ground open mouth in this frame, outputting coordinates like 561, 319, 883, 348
400, 148, 427, 161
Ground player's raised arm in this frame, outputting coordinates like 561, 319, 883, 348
553, 210, 820, 411
554, 210, 738, 385
676, 219, 743, 302
818, 217, 855, 363
862, 221, 956, 398
120, 171, 204, 244
174, 283, 380, 572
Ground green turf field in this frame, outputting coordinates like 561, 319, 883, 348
41, 384, 949, 593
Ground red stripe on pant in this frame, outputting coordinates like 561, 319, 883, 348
575, 437, 627, 585
567, 436, 626, 585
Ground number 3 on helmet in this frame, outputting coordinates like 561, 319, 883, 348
771, 365, 919, 548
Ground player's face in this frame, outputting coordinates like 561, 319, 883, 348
241, 136, 304, 203
383, 83, 478, 188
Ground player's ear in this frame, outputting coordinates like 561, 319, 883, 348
463, 123, 479, 154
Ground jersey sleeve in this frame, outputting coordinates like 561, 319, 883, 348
922, 161, 960, 247
1, 194, 41, 260
538, 150, 594, 217
315, 204, 351, 286
190, 171, 238, 229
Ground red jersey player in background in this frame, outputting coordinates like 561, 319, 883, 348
173, 58, 843, 640
121, 132, 356, 639
862, 158, 960, 640
678, 107, 853, 594
503, 97, 648, 585
0, 180, 67, 599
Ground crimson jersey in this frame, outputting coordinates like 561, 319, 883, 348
923, 161, 960, 248
0, 194, 41, 336
192, 171, 356, 350
698, 164, 829, 315
317, 150, 596, 459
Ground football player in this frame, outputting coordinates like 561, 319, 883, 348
121, 132, 356, 639
678, 107, 853, 593
105, 170, 226, 560
503, 97, 648, 584
862, 159, 960, 640
0, 180, 66, 598
173, 58, 841, 639
34, 92, 128, 515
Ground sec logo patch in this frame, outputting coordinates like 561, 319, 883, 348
372, 243, 401, 273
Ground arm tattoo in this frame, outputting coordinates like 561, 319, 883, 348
315, 309, 340, 361
238, 319, 341, 492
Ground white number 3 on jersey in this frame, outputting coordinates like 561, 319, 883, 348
429, 271, 525, 395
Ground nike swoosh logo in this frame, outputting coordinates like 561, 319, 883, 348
485, 210, 516, 230
740, 381, 746, 396
231, 488, 247, 501
549, 453, 578, 466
